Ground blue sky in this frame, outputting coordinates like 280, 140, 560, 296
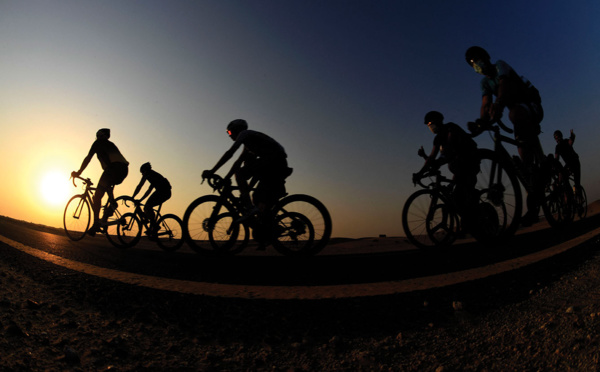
1, 0, 599, 238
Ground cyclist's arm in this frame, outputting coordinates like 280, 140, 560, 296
224, 149, 251, 180
480, 94, 493, 121
417, 145, 440, 174
75, 146, 96, 175
569, 130, 576, 146
208, 141, 243, 174
131, 176, 147, 199
139, 183, 154, 202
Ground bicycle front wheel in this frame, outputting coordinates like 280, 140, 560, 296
116, 212, 142, 248
105, 196, 135, 248
402, 189, 458, 249
63, 195, 91, 241
475, 148, 522, 241
155, 214, 184, 252
183, 195, 239, 255
272, 194, 332, 256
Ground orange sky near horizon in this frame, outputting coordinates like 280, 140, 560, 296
2, 1, 600, 239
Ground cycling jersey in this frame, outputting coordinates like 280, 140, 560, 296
230, 130, 287, 160
555, 139, 580, 167
88, 139, 129, 169
433, 122, 479, 175
480, 60, 535, 107
138, 169, 171, 191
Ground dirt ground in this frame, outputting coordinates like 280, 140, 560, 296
2, 215, 600, 370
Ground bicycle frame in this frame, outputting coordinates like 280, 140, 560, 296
70, 176, 124, 230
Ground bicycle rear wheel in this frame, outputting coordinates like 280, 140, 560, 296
402, 189, 458, 249
542, 171, 574, 228
116, 212, 142, 248
155, 214, 184, 252
183, 195, 239, 255
475, 148, 522, 241
576, 186, 587, 219
272, 194, 332, 256
63, 195, 90, 241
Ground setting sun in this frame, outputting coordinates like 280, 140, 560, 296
40, 171, 71, 207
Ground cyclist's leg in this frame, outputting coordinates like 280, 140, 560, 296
235, 161, 257, 209
510, 104, 544, 224
145, 189, 171, 233
101, 162, 128, 218
570, 160, 582, 194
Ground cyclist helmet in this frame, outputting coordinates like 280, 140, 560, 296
227, 119, 248, 137
140, 162, 152, 173
465, 46, 490, 66
96, 128, 111, 139
424, 111, 444, 125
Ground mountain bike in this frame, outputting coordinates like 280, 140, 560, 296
113, 196, 184, 252
63, 175, 138, 248
402, 168, 500, 249
469, 119, 573, 235
182, 173, 332, 257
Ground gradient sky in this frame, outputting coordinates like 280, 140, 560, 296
1, 0, 599, 238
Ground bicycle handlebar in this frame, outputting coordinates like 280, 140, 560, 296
70, 174, 93, 187
412, 168, 452, 189
469, 118, 513, 137
203, 174, 232, 192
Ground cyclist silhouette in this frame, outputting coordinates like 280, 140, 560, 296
72, 128, 129, 236
465, 46, 544, 226
202, 119, 291, 218
131, 162, 172, 234
414, 111, 480, 232
554, 129, 581, 194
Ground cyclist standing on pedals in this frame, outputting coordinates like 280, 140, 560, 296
131, 162, 172, 237
71, 128, 129, 236
465, 46, 545, 227
202, 119, 292, 247
413, 111, 482, 236
554, 129, 581, 195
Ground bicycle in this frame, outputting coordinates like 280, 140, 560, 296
113, 196, 184, 252
182, 173, 332, 257
63, 175, 139, 248
469, 119, 573, 235
402, 168, 500, 249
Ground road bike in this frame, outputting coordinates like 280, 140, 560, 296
113, 196, 184, 252
182, 173, 332, 257
63, 175, 137, 248
402, 168, 500, 249
469, 119, 573, 235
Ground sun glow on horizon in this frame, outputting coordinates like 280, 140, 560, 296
39, 171, 71, 207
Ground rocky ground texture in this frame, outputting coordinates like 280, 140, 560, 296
2, 231, 600, 371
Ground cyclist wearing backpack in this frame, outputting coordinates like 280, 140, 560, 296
131, 162, 172, 234
72, 128, 129, 236
414, 111, 481, 233
466, 46, 544, 226
554, 129, 581, 194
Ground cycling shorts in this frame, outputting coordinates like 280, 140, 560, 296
513, 102, 543, 142
98, 162, 129, 190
